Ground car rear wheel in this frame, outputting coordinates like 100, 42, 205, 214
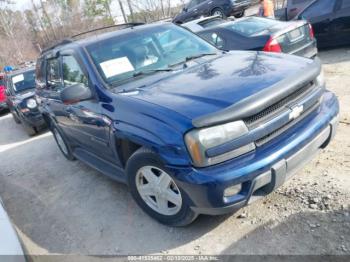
126, 147, 197, 226
52, 126, 75, 161
212, 8, 225, 18
234, 10, 245, 18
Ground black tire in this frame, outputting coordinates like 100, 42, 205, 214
126, 147, 197, 227
211, 8, 226, 18
52, 125, 76, 161
23, 123, 37, 136
234, 10, 245, 18
11, 111, 21, 124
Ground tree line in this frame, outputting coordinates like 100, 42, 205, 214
0, 0, 183, 68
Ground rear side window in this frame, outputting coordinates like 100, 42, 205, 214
62, 56, 88, 87
46, 58, 62, 91
301, 0, 336, 19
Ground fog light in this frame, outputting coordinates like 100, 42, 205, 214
224, 184, 242, 197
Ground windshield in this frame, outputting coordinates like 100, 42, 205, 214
86, 24, 217, 87
225, 17, 277, 36
11, 70, 36, 93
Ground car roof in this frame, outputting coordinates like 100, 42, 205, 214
182, 16, 225, 32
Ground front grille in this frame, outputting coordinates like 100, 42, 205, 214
255, 101, 320, 147
244, 82, 315, 129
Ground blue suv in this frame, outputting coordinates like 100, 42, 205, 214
173, 0, 252, 24
35, 22, 339, 226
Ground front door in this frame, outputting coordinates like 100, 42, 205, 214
46, 52, 115, 162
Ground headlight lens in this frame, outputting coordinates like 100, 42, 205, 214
185, 121, 255, 167
26, 98, 37, 109
316, 70, 325, 87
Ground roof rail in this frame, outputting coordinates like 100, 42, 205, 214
71, 23, 145, 39
41, 23, 145, 54
42, 39, 74, 53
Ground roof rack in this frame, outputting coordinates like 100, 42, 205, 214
71, 23, 145, 39
42, 23, 145, 54
42, 39, 74, 53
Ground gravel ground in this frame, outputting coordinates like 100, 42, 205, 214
0, 48, 349, 257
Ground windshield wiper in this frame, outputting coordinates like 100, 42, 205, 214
132, 68, 174, 77
185, 53, 217, 62
110, 68, 174, 87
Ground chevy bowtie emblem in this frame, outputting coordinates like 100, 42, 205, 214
289, 105, 304, 120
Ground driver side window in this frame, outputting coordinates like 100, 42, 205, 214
62, 55, 88, 88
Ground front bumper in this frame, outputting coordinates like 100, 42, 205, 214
20, 109, 46, 129
168, 92, 339, 215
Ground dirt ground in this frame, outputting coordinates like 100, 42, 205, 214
0, 47, 349, 257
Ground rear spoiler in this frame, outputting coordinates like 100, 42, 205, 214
192, 57, 322, 128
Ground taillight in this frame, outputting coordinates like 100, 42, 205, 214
263, 37, 282, 53
308, 23, 315, 39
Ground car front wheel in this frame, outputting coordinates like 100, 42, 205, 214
126, 147, 197, 226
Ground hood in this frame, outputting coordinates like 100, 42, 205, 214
124, 51, 317, 125
16, 89, 35, 101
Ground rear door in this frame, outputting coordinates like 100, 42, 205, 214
299, 0, 337, 46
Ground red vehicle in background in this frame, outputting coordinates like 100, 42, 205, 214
0, 73, 8, 112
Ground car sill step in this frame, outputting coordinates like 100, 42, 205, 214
73, 148, 127, 184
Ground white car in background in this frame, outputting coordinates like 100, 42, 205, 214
0, 198, 26, 261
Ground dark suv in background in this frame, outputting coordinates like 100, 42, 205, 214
5, 67, 46, 135
173, 0, 251, 24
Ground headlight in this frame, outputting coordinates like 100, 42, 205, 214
185, 121, 255, 167
316, 70, 325, 87
26, 98, 37, 109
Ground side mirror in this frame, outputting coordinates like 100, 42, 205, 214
60, 83, 92, 104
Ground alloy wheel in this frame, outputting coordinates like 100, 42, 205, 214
136, 166, 182, 216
